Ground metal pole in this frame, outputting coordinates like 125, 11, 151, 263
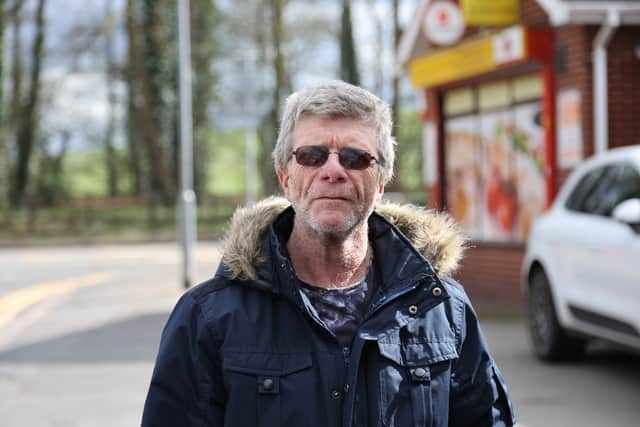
245, 129, 258, 206
177, 0, 196, 289
593, 9, 618, 155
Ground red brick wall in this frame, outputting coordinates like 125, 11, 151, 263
555, 26, 595, 165
453, 242, 525, 305
520, 0, 549, 27
608, 27, 640, 148
554, 25, 640, 186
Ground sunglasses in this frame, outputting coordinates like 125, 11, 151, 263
290, 145, 380, 170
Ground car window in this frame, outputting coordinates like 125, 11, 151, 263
617, 164, 640, 201
566, 163, 640, 217
565, 165, 613, 213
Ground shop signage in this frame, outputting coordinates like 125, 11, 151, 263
493, 26, 525, 65
409, 25, 528, 88
557, 89, 584, 168
461, 0, 520, 26
422, 1, 465, 46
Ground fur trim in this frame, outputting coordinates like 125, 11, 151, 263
222, 197, 467, 280
375, 200, 467, 278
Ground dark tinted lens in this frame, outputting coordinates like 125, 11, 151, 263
294, 146, 329, 167
338, 148, 373, 170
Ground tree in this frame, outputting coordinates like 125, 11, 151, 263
0, 0, 7, 207
189, 0, 219, 197
10, 0, 46, 207
389, 0, 403, 192
103, 1, 119, 197
126, 0, 172, 203
259, 0, 290, 197
339, 0, 359, 86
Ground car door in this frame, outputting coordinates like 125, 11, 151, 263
565, 163, 640, 334
554, 165, 614, 314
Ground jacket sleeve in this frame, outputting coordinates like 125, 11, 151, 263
447, 283, 516, 427
142, 292, 225, 426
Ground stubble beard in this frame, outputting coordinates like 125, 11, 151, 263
292, 199, 372, 241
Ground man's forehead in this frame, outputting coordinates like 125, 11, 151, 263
294, 114, 372, 133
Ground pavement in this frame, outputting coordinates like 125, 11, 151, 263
0, 242, 222, 427
0, 241, 528, 426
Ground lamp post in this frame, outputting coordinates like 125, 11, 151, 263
177, 0, 196, 289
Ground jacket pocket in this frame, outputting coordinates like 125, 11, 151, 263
376, 339, 458, 427
223, 352, 313, 427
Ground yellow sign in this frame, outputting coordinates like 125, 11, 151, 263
409, 26, 527, 88
461, 0, 520, 26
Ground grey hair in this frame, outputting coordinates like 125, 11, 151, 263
272, 80, 396, 184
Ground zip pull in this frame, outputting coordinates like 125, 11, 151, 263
342, 347, 351, 367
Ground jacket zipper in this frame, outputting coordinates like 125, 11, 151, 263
343, 278, 426, 426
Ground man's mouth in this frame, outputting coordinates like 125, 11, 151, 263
316, 196, 349, 201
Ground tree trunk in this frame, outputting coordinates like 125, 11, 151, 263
190, 0, 218, 197
10, 0, 46, 208
0, 0, 6, 208
389, 0, 403, 192
125, 2, 143, 196
339, 0, 360, 86
260, 0, 287, 197
126, 63, 143, 196
104, 0, 118, 197
0, 0, 5, 126
8, 1, 23, 128
126, 0, 172, 202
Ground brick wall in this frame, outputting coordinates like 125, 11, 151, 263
608, 27, 640, 148
453, 242, 526, 305
555, 26, 595, 166
554, 25, 640, 187
521, 0, 549, 27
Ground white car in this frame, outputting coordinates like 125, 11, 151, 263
522, 145, 640, 361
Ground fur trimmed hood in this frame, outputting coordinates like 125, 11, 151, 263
221, 196, 467, 281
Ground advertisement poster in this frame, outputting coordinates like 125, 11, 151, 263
514, 102, 546, 240
557, 89, 583, 168
422, 122, 438, 185
445, 115, 482, 237
480, 109, 516, 240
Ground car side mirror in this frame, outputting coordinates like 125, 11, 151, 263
612, 198, 640, 233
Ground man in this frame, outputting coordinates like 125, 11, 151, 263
142, 80, 516, 426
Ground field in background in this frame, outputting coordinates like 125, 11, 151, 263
0, 111, 426, 244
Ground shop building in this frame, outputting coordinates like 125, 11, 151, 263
398, 0, 640, 304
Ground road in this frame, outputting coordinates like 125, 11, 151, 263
0, 243, 638, 426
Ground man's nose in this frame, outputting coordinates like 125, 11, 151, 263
319, 152, 347, 182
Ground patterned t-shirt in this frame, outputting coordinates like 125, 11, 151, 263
300, 257, 377, 347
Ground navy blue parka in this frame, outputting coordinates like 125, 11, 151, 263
142, 198, 516, 426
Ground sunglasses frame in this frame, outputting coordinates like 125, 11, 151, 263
290, 145, 380, 170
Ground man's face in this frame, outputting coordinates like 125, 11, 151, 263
278, 114, 384, 238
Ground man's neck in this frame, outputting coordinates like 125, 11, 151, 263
286, 222, 371, 289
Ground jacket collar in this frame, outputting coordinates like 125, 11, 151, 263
218, 197, 467, 290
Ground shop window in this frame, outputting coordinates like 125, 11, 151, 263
478, 81, 511, 110
444, 75, 545, 242
513, 75, 543, 102
444, 88, 475, 116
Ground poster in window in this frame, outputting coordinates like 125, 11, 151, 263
422, 122, 438, 185
445, 115, 482, 237
557, 89, 583, 168
480, 109, 516, 240
514, 102, 546, 240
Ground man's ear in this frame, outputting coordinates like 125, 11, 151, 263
374, 183, 384, 204
277, 170, 289, 193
